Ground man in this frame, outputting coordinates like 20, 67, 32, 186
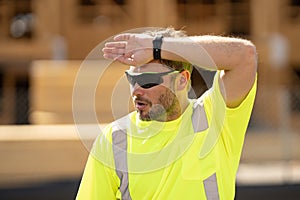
76, 27, 257, 200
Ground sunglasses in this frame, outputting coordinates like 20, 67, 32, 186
125, 70, 179, 89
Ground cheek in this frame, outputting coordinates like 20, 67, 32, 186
155, 87, 177, 106
137, 88, 164, 105
159, 89, 176, 105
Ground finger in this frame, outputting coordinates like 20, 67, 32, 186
102, 47, 126, 55
114, 34, 132, 41
103, 53, 121, 60
105, 41, 127, 48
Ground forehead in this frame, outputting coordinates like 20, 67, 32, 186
129, 62, 171, 73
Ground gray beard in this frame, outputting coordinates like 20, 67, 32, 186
138, 89, 181, 122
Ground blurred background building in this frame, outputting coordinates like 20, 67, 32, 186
0, 0, 300, 199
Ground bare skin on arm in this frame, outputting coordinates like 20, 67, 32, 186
103, 34, 257, 108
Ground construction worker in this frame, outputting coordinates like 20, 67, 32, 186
76, 27, 257, 200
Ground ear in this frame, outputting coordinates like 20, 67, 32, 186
177, 70, 190, 91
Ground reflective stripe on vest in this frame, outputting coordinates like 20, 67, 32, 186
111, 101, 219, 200
112, 130, 132, 200
204, 173, 220, 200
192, 99, 208, 132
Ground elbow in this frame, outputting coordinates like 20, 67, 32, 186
244, 41, 258, 73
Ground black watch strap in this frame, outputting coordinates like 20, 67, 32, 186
152, 35, 164, 60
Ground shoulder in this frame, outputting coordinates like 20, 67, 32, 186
199, 70, 257, 113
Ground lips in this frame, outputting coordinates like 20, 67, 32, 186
135, 100, 148, 110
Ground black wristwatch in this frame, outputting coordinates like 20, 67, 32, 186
152, 35, 164, 60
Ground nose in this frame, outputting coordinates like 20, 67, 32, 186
131, 83, 145, 96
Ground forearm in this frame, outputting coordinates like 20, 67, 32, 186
161, 35, 257, 71
103, 33, 257, 73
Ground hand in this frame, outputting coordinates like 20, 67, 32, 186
102, 34, 153, 66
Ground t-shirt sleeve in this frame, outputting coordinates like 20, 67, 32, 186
203, 70, 257, 160
76, 126, 119, 200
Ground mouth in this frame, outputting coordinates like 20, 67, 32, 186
135, 100, 148, 110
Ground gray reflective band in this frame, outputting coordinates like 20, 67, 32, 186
203, 173, 220, 200
192, 100, 208, 132
112, 130, 132, 200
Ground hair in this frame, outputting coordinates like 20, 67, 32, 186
144, 27, 193, 74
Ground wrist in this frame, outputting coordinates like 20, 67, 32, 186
152, 35, 164, 60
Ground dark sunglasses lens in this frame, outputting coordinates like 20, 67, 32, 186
140, 83, 159, 89
125, 71, 169, 89
136, 74, 162, 88
125, 71, 178, 89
